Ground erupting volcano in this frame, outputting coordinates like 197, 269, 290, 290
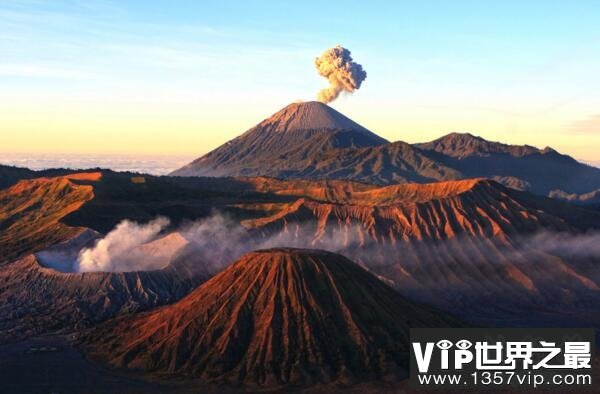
172, 102, 600, 197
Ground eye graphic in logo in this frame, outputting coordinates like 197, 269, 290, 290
456, 340, 473, 350
436, 340, 453, 350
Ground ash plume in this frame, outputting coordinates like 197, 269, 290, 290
315, 45, 366, 103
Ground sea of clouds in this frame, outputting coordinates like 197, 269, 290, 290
0, 153, 195, 175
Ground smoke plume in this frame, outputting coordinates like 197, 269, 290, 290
76, 217, 170, 272
70, 213, 362, 273
315, 45, 366, 103
67, 212, 600, 283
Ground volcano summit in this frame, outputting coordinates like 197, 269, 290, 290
171, 101, 388, 177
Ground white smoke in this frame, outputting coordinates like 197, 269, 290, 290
76, 217, 170, 272
71, 211, 600, 280
517, 230, 600, 260
71, 213, 359, 273
315, 45, 367, 103
73, 214, 249, 273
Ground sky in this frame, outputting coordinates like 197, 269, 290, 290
2, 0, 600, 162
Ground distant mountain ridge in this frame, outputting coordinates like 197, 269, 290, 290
171, 102, 600, 197
414, 132, 600, 196
414, 132, 548, 158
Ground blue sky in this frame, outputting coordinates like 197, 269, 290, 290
2, 0, 600, 160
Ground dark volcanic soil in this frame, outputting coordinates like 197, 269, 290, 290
0, 334, 419, 393
0, 335, 225, 394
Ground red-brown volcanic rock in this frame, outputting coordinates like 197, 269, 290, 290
0, 173, 100, 263
81, 248, 458, 387
0, 172, 223, 343
3, 171, 600, 337
243, 178, 593, 242
240, 179, 600, 327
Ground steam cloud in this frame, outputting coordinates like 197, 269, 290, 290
71, 213, 364, 273
47, 213, 600, 328
315, 45, 366, 103
77, 217, 170, 272
70, 213, 600, 285
522, 231, 600, 259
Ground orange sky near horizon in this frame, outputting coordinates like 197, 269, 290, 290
3, 97, 600, 163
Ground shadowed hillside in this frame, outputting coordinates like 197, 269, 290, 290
80, 248, 458, 387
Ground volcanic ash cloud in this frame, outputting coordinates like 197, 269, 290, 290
315, 45, 367, 103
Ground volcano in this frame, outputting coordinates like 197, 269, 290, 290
0, 173, 223, 344
80, 248, 457, 387
4, 171, 600, 337
171, 101, 388, 177
171, 103, 600, 197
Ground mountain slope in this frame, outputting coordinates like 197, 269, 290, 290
0, 164, 75, 190
415, 132, 600, 195
0, 252, 212, 345
80, 248, 457, 387
0, 172, 244, 344
170, 102, 461, 184
3, 171, 600, 338
283, 141, 462, 184
171, 102, 600, 197
241, 179, 600, 327
171, 101, 388, 177
0, 172, 100, 263
415, 132, 543, 158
